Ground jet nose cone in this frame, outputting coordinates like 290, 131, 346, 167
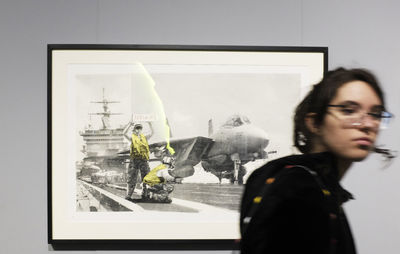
260, 132, 269, 149
261, 135, 269, 148
249, 127, 269, 149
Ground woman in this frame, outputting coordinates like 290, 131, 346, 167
240, 68, 394, 254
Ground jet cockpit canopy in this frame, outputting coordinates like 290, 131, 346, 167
222, 114, 251, 127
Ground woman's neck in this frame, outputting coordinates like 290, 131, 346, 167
336, 157, 352, 180
310, 144, 352, 180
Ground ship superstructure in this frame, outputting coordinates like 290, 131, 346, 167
79, 89, 129, 159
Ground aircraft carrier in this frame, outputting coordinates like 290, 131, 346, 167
79, 88, 128, 160
77, 89, 129, 181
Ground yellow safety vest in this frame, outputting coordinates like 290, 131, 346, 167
143, 164, 167, 186
130, 133, 150, 160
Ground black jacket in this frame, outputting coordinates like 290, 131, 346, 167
240, 152, 356, 254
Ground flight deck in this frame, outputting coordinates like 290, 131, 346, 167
76, 180, 244, 213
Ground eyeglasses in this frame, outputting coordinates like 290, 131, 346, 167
327, 104, 393, 131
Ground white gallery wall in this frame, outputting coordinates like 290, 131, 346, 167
0, 1, 399, 254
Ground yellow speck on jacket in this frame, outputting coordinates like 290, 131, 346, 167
253, 196, 262, 203
322, 189, 331, 196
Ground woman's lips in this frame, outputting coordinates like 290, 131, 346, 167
353, 137, 372, 146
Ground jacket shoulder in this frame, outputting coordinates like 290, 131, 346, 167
242, 154, 323, 217
246, 154, 306, 184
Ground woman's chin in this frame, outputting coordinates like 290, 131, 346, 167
346, 147, 372, 162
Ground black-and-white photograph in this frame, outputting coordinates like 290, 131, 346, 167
73, 62, 302, 214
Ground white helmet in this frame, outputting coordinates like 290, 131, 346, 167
162, 156, 175, 167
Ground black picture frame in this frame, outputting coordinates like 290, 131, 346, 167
48, 44, 327, 250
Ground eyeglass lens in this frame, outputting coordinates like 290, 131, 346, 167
328, 104, 393, 130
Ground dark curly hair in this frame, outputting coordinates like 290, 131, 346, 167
293, 67, 394, 160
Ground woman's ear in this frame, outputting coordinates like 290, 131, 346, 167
305, 113, 320, 135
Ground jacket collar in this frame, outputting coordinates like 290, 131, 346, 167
284, 152, 354, 204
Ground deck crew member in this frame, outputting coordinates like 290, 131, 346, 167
141, 156, 176, 203
125, 122, 153, 200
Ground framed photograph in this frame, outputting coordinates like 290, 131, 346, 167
48, 44, 327, 249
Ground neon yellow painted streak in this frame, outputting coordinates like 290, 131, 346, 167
135, 63, 175, 155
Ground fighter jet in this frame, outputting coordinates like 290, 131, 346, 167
119, 114, 271, 184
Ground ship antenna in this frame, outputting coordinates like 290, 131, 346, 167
88, 115, 92, 129
89, 88, 122, 129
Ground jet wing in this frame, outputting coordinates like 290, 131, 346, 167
115, 137, 214, 178
150, 137, 214, 167
116, 136, 214, 167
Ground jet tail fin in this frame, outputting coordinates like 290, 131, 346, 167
208, 119, 214, 136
